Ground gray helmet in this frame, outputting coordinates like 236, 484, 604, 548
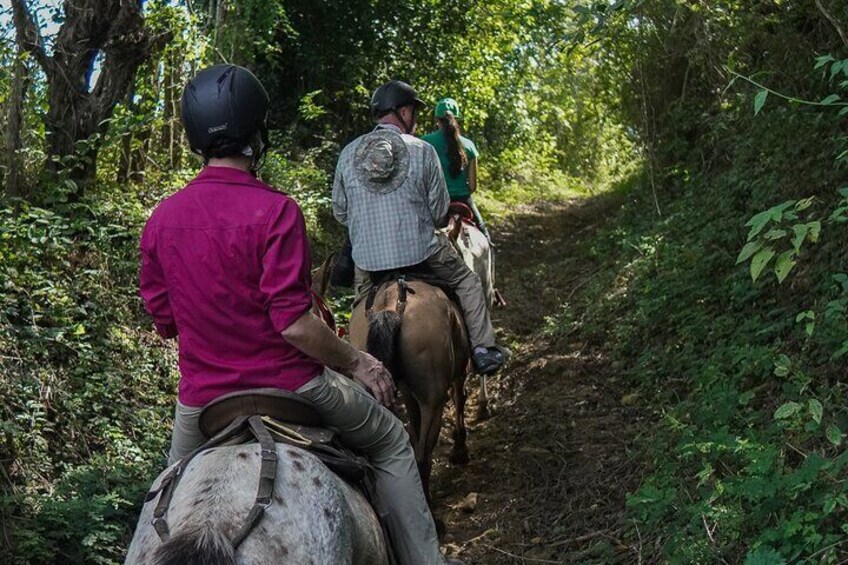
370, 80, 426, 119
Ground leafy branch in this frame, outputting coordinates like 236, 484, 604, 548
725, 66, 848, 115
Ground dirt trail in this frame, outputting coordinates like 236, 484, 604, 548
433, 196, 645, 564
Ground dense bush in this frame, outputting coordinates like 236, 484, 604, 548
547, 108, 847, 562
0, 192, 176, 563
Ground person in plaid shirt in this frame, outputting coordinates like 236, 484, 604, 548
332, 80, 505, 375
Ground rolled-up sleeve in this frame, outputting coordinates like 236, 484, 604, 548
261, 199, 313, 332
332, 156, 348, 225
139, 221, 178, 339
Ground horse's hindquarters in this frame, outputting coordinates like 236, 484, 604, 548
126, 444, 387, 565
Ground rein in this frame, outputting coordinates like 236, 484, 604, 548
311, 289, 337, 333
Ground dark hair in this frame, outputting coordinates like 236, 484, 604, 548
438, 113, 467, 178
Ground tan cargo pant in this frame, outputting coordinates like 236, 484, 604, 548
355, 233, 497, 348
167, 368, 445, 565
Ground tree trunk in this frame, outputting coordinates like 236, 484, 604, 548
117, 88, 136, 184
3, 45, 29, 199
171, 50, 185, 169
160, 49, 184, 168
11, 0, 166, 197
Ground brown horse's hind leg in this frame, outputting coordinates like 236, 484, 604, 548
399, 385, 421, 451
415, 403, 444, 504
449, 378, 469, 465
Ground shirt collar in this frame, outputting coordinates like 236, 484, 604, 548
194, 165, 263, 187
375, 123, 403, 135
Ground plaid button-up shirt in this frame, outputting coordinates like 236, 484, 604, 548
333, 124, 450, 272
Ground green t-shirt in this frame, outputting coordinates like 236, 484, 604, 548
420, 129, 479, 199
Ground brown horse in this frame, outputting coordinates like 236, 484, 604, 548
349, 275, 470, 501
346, 209, 502, 502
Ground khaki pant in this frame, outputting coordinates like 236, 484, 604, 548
355, 233, 497, 349
168, 369, 444, 565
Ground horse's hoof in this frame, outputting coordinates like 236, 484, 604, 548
449, 447, 469, 466
476, 405, 491, 421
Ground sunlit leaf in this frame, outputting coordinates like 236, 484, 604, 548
763, 229, 787, 240
807, 221, 822, 242
773, 250, 796, 283
754, 90, 768, 116
808, 399, 823, 425
827, 424, 843, 446
750, 247, 775, 282
774, 401, 802, 419
791, 224, 809, 251
736, 241, 763, 264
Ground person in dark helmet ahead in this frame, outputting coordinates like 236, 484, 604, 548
140, 65, 460, 565
333, 79, 506, 375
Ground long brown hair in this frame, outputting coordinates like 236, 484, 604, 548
438, 114, 467, 178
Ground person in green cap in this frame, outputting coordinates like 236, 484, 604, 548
420, 98, 491, 241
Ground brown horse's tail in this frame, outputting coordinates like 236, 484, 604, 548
367, 309, 402, 379
153, 523, 235, 565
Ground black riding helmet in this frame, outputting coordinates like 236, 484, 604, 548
180, 64, 270, 165
370, 80, 426, 133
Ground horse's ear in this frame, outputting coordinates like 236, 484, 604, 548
312, 253, 335, 297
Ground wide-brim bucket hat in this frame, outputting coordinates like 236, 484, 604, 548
354, 128, 410, 194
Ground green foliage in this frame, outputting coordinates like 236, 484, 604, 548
1, 2, 633, 561
10, 0, 848, 562
0, 190, 178, 563
542, 1, 848, 559
736, 198, 820, 283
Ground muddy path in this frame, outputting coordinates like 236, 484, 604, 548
433, 195, 647, 564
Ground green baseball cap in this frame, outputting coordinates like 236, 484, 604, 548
434, 97, 461, 119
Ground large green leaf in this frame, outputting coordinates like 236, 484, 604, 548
750, 247, 775, 282
736, 241, 763, 264
815, 54, 836, 70
753, 90, 768, 115
744, 547, 786, 565
773, 250, 796, 283
773, 401, 802, 419
791, 223, 809, 251
808, 399, 823, 425
763, 228, 787, 240
827, 424, 843, 446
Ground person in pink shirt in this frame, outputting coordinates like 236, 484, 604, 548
140, 65, 461, 565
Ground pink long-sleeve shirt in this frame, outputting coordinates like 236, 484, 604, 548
139, 166, 323, 407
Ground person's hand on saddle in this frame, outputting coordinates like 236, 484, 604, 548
350, 351, 396, 407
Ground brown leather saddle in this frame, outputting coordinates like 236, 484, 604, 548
199, 387, 333, 445
365, 266, 458, 313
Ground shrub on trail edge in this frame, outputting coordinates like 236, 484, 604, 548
552, 104, 848, 562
